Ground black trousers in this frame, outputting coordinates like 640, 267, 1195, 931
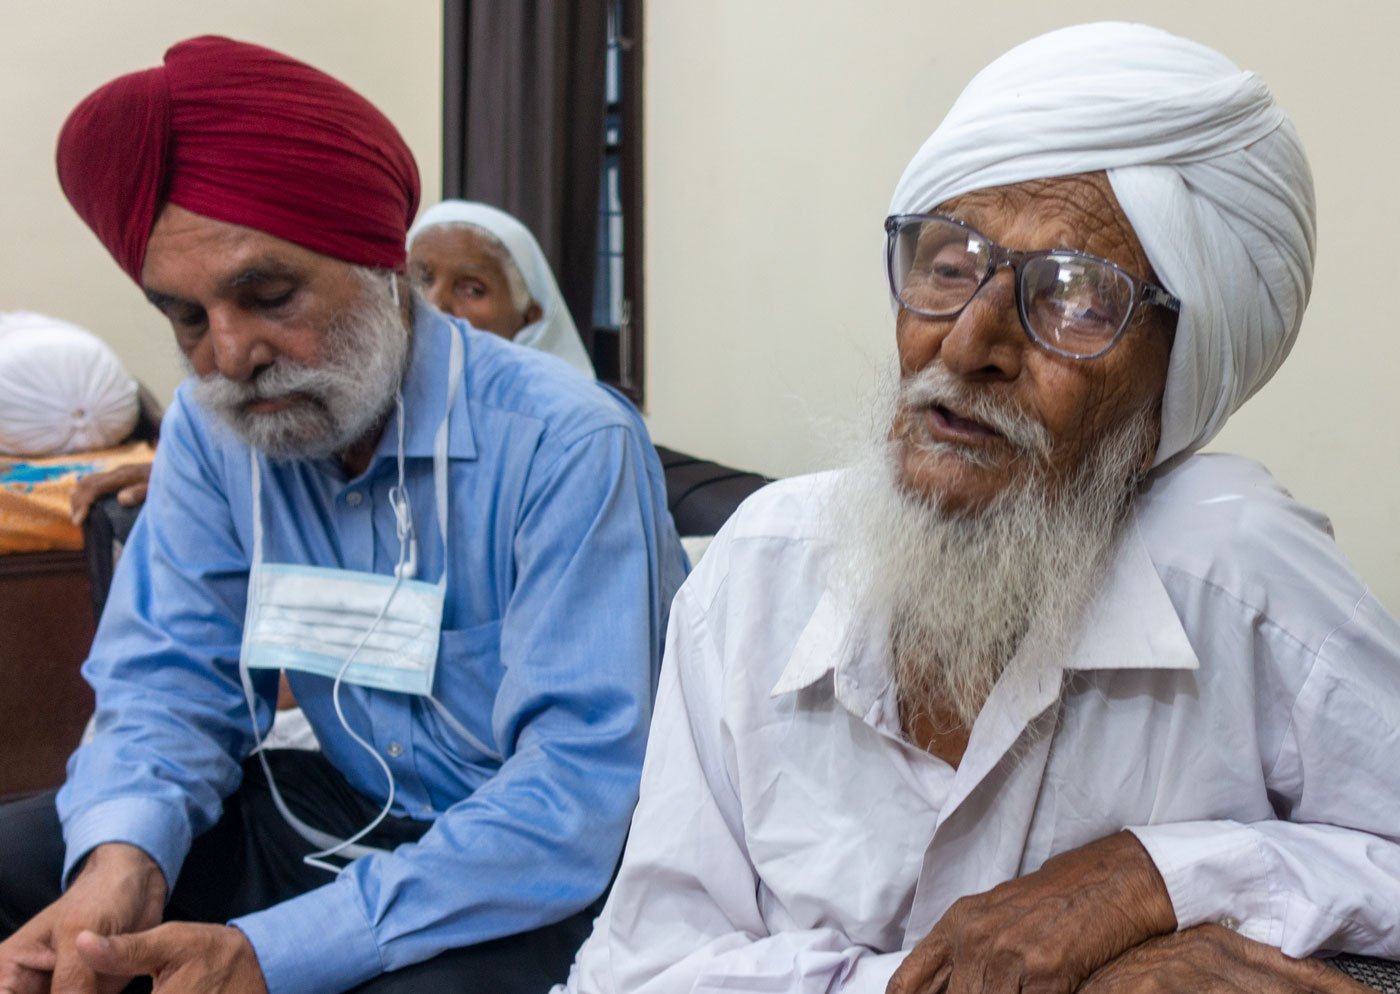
0, 751, 597, 993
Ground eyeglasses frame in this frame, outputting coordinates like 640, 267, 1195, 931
883, 212, 1181, 360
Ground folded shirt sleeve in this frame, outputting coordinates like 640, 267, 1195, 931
1132, 591, 1400, 959
58, 394, 276, 889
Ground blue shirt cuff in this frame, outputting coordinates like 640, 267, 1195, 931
231, 875, 384, 994
62, 797, 192, 892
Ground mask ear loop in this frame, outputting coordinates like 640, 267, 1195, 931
239, 454, 387, 865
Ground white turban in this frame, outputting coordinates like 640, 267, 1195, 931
889, 22, 1316, 464
407, 200, 595, 378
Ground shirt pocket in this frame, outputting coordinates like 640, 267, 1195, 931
425, 619, 505, 766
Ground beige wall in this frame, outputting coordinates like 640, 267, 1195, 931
643, 1, 1400, 611
0, 0, 442, 403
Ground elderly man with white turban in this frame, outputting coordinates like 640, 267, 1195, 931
555, 22, 1400, 994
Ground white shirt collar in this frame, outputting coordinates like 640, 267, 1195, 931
770, 508, 1200, 711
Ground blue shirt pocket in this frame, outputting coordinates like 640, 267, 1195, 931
424, 619, 506, 770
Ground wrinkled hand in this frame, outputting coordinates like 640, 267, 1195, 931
888, 831, 1176, 994
1078, 925, 1373, 994
0, 843, 166, 994
70, 464, 151, 526
75, 923, 267, 994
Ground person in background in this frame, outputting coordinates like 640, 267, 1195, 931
0, 35, 684, 994
407, 200, 595, 377
557, 22, 1398, 994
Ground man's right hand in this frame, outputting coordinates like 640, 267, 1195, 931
70, 464, 152, 526
0, 843, 167, 994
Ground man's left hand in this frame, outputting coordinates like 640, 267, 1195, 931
1077, 925, 1373, 994
887, 830, 1177, 994
74, 923, 268, 994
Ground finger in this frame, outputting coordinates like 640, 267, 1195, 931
0, 969, 50, 994
7, 947, 56, 972
116, 483, 147, 507
0, 956, 53, 994
73, 929, 166, 980
50, 944, 101, 994
108, 465, 150, 489
70, 487, 95, 525
69, 475, 112, 524
889, 942, 952, 994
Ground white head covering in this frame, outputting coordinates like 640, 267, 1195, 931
889, 22, 1316, 465
406, 200, 595, 378
0, 311, 138, 456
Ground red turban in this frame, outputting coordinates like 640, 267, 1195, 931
56, 36, 420, 283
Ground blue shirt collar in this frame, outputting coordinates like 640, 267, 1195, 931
374, 303, 478, 463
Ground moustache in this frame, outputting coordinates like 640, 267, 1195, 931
188, 358, 339, 413
898, 364, 1052, 459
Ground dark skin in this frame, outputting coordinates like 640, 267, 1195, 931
896, 173, 1175, 772
889, 174, 1173, 519
0, 204, 410, 994
888, 831, 1177, 994
1078, 926, 1373, 994
68, 464, 148, 526
885, 173, 1208, 994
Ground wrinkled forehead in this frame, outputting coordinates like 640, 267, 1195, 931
408, 222, 520, 279
933, 173, 1154, 280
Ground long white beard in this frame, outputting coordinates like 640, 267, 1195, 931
831, 365, 1158, 728
186, 268, 410, 460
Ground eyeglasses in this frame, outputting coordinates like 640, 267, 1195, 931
884, 213, 1180, 360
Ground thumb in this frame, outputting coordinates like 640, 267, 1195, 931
73, 929, 166, 977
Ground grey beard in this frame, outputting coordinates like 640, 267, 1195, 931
830, 367, 1158, 729
186, 268, 410, 460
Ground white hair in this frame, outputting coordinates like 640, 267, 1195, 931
186, 266, 410, 460
830, 364, 1158, 727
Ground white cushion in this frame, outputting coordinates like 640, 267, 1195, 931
0, 312, 138, 456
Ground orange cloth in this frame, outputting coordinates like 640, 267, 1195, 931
0, 441, 155, 554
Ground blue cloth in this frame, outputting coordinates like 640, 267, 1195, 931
57, 305, 688, 994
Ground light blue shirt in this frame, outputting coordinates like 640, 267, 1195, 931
57, 305, 688, 994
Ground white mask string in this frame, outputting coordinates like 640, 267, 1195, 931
300, 390, 411, 872
238, 391, 412, 873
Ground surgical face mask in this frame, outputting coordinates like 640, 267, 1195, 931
242, 511, 446, 695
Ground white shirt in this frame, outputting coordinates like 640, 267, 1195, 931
560, 453, 1400, 994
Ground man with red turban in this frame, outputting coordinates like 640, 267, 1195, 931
0, 36, 686, 994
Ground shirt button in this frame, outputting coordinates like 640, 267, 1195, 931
345, 491, 364, 507
1218, 916, 1240, 931
386, 741, 404, 758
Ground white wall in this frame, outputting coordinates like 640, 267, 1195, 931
0, 0, 442, 404
643, 1, 1400, 611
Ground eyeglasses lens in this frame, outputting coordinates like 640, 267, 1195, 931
1021, 256, 1134, 356
892, 219, 988, 315
890, 217, 1136, 358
